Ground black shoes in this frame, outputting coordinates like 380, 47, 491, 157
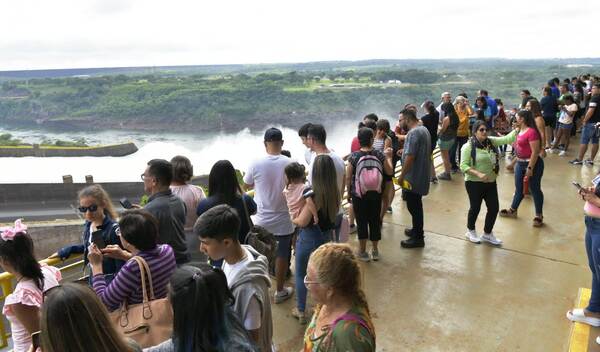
404, 228, 413, 237
401, 237, 425, 248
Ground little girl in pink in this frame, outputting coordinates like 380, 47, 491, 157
283, 162, 318, 223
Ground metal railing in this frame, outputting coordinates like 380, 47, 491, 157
0, 148, 442, 348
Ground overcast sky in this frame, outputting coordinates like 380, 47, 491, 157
1, 0, 596, 71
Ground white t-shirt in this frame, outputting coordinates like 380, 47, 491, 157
304, 149, 315, 165
222, 246, 262, 330
307, 150, 346, 196
244, 154, 294, 236
559, 103, 578, 124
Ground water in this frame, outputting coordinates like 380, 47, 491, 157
0, 120, 360, 183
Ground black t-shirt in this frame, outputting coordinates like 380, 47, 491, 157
420, 112, 439, 143
302, 187, 335, 231
540, 95, 558, 118
588, 95, 600, 123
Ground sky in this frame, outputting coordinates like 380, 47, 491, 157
0, 0, 597, 71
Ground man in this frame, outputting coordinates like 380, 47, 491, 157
142, 159, 189, 264
195, 205, 273, 352
397, 109, 431, 249
243, 127, 294, 303
571, 83, 600, 165
436, 92, 452, 118
479, 89, 498, 120
297, 122, 315, 165
559, 83, 573, 105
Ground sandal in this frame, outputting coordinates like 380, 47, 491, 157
567, 308, 600, 327
499, 208, 517, 218
533, 216, 543, 227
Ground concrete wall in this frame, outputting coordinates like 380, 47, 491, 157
0, 142, 138, 157
28, 222, 83, 259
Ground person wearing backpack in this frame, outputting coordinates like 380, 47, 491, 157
346, 127, 393, 261
460, 120, 517, 245
397, 109, 431, 249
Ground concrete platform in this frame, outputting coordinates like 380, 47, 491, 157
272, 149, 595, 351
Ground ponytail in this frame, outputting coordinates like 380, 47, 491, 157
0, 233, 43, 290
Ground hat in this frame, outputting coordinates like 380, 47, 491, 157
264, 127, 283, 142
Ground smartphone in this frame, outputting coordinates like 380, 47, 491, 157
31, 331, 40, 350
119, 197, 133, 209
91, 229, 106, 249
572, 181, 583, 190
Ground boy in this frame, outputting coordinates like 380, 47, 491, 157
194, 204, 273, 352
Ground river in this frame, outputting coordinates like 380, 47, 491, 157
0, 120, 360, 183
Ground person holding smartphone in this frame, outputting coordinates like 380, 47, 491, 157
567, 174, 600, 346
52, 184, 124, 282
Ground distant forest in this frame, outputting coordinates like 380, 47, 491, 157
0, 59, 598, 131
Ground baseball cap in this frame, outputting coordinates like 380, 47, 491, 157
264, 127, 283, 142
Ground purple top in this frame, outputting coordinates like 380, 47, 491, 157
92, 244, 176, 311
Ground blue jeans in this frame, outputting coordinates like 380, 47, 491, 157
586, 216, 600, 312
510, 159, 544, 215
295, 225, 330, 312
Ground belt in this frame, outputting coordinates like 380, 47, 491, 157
516, 158, 530, 162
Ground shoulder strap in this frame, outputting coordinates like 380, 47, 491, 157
240, 195, 254, 229
131, 256, 155, 301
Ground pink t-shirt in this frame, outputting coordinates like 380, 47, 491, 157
585, 201, 600, 218
283, 183, 306, 220
351, 137, 360, 153
3, 265, 61, 352
515, 128, 540, 159
170, 184, 206, 232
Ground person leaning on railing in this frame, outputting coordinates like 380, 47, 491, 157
51, 184, 124, 282
40, 283, 142, 352
87, 210, 177, 311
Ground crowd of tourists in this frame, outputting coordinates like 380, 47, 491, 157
2, 74, 600, 351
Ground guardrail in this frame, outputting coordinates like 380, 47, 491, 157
0, 147, 443, 348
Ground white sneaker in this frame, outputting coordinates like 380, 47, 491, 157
465, 229, 481, 244
481, 232, 503, 246
559, 151, 566, 157
596, 335, 600, 345
274, 287, 294, 304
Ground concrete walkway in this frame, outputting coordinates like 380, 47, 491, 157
272, 150, 594, 351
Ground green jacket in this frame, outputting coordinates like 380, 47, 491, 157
460, 130, 517, 182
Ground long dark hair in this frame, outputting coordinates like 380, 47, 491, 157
441, 102, 459, 129
208, 160, 243, 206
312, 155, 341, 222
517, 109, 542, 138
527, 99, 543, 118
41, 284, 134, 352
0, 232, 43, 290
170, 264, 255, 352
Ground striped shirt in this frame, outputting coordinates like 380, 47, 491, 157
92, 244, 176, 311
373, 138, 385, 152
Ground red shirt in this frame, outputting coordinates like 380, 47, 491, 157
515, 127, 540, 159
350, 136, 360, 153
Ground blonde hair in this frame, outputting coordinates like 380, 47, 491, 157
308, 243, 370, 314
78, 184, 117, 219
311, 155, 340, 222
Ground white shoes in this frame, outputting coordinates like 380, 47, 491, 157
465, 229, 481, 244
481, 232, 503, 246
559, 151, 567, 157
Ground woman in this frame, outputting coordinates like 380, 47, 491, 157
474, 96, 492, 127
303, 243, 375, 352
0, 219, 61, 352
145, 264, 257, 352
374, 119, 394, 220
437, 102, 460, 181
346, 128, 393, 263
525, 99, 547, 158
499, 110, 545, 227
540, 86, 558, 149
54, 184, 123, 282
41, 283, 141, 352
170, 155, 206, 261
197, 160, 256, 244
450, 96, 472, 173
567, 176, 600, 345
292, 154, 341, 324
549, 95, 578, 156
421, 100, 440, 182
88, 209, 177, 311
460, 121, 517, 245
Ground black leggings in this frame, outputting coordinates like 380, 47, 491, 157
465, 181, 499, 234
352, 194, 382, 242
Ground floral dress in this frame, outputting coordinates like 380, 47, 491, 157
303, 305, 375, 352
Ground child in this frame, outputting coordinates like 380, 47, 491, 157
283, 162, 318, 223
551, 95, 578, 156
494, 100, 511, 156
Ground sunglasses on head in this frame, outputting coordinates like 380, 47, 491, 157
78, 204, 99, 213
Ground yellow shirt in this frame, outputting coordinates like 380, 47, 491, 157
455, 104, 472, 137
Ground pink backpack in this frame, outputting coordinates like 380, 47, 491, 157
353, 152, 383, 198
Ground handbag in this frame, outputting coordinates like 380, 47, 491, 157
240, 196, 278, 272
110, 256, 173, 348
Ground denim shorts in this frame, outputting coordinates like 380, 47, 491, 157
275, 233, 293, 259
438, 138, 455, 151
558, 122, 573, 130
581, 123, 599, 145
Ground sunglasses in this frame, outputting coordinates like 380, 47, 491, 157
303, 275, 319, 286
78, 204, 99, 213
478, 128, 488, 132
